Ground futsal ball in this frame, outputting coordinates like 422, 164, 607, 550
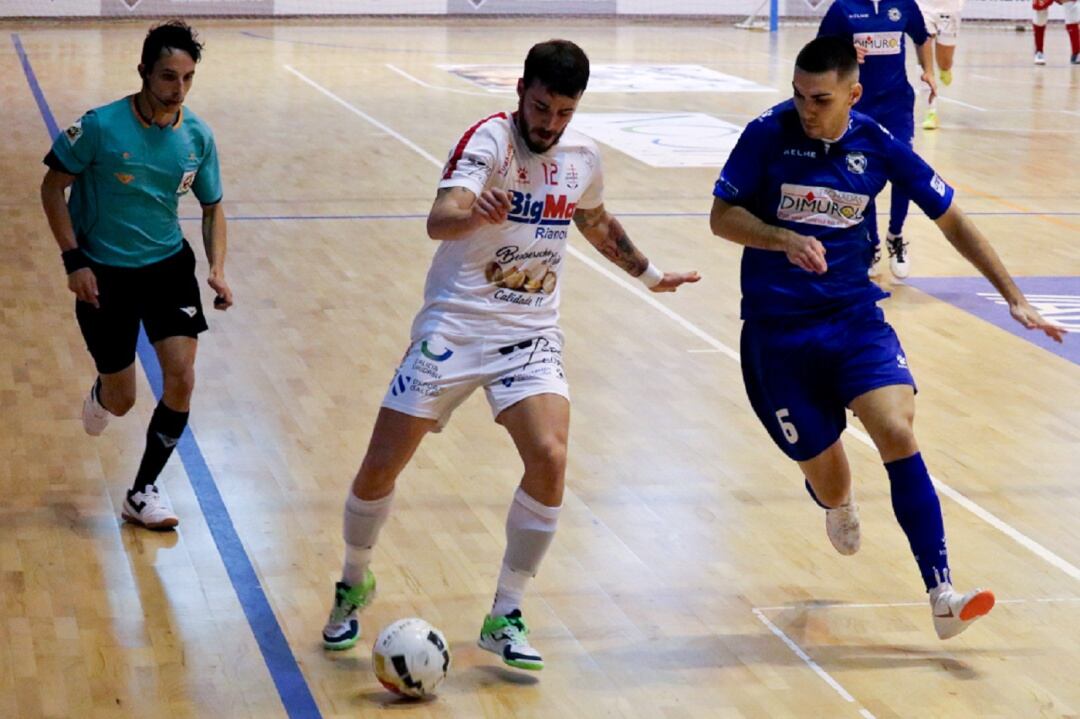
372, 618, 451, 698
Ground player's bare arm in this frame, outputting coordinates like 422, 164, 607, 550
572, 204, 648, 275
427, 185, 512, 240
574, 204, 701, 292
201, 201, 232, 309
934, 203, 1065, 342
41, 166, 100, 307
710, 197, 827, 275
915, 40, 938, 102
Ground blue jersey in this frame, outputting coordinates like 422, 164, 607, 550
713, 100, 954, 320
817, 0, 929, 120
45, 97, 222, 268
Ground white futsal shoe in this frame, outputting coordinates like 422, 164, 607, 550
81, 381, 111, 436
122, 486, 179, 530
825, 501, 861, 556
930, 583, 995, 639
886, 234, 910, 279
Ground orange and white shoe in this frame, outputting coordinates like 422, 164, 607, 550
930, 583, 995, 639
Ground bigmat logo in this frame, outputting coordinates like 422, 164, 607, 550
508, 191, 576, 226
777, 184, 869, 228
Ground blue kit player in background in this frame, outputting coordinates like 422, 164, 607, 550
819, 0, 936, 280
40, 20, 233, 530
709, 36, 1065, 639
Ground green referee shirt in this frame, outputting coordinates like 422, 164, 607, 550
45, 96, 222, 268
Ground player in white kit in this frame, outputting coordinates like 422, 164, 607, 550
917, 0, 963, 129
321, 39, 699, 671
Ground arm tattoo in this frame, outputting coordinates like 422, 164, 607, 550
574, 207, 648, 275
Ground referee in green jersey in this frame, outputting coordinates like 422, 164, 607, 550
40, 20, 232, 530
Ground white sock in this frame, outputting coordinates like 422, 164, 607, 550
341, 490, 394, 587
492, 564, 530, 617
491, 487, 560, 617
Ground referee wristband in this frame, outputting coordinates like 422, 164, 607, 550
638, 262, 664, 289
61, 248, 90, 275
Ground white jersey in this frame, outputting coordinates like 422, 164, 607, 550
410, 111, 604, 343
916, 0, 962, 14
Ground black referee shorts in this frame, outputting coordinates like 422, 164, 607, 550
75, 240, 208, 375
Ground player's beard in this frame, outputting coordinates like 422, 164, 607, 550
516, 98, 563, 154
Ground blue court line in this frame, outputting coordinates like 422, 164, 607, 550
13, 32, 322, 719
177, 210, 1080, 223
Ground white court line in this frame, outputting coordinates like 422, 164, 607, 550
754, 596, 1080, 612
283, 64, 1080, 587
752, 594, 1079, 717
384, 62, 503, 97
937, 96, 987, 112
753, 609, 878, 719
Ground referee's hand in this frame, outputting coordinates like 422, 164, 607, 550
208, 272, 233, 311
67, 267, 99, 308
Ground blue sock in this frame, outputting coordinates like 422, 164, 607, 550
886, 453, 949, 592
804, 478, 833, 510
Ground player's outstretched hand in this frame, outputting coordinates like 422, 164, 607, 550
783, 232, 827, 275
474, 188, 512, 225
1010, 300, 1066, 343
208, 271, 233, 311
649, 271, 702, 293
68, 267, 100, 308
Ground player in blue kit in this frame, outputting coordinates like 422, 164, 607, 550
709, 36, 1065, 639
40, 21, 233, 530
818, 0, 937, 279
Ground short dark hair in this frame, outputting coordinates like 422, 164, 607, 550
141, 20, 203, 75
795, 36, 858, 78
522, 39, 590, 98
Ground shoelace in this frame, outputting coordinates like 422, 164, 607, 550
499, 618, 529, 642
331, 585, 366, 620
888, 238, 908, 262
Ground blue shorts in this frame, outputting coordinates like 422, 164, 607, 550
860, 98, 915, 144
740, 303, 916, 462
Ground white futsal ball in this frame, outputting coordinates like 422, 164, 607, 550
372, 618, 451, 698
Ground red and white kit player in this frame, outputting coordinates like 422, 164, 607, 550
413, 108, 601, 343
321, 40, 699, 670
1032, 0, 1080, 64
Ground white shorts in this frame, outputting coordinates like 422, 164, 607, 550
922, 10, 960, 45
381, 331, 569, 428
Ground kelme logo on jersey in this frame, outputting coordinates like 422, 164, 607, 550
508, 191, 576, 226
777, 184, 870, 228
852, 31, 902, 56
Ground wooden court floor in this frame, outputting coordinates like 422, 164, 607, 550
1, 16, 1078, 719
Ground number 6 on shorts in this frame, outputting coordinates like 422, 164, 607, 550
775, 408, 799, 444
